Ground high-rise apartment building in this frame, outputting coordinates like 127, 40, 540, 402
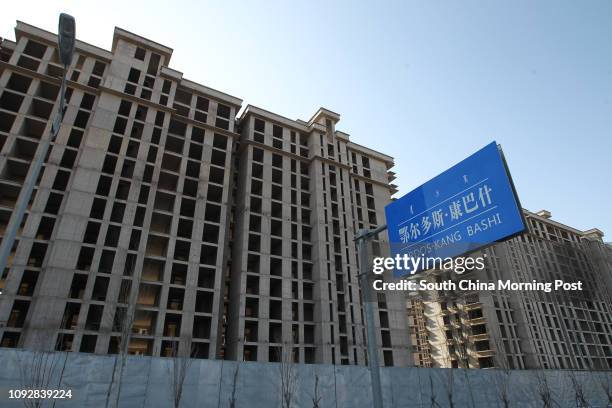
0, 21, 410, 366
407, 209, 612, 370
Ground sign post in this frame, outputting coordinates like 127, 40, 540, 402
355, 226, 387, 408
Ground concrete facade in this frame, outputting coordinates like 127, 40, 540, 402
407, 210, 612, 370
0, 21, 410, 366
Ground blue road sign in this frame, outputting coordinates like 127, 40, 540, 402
385, 141, 525, 277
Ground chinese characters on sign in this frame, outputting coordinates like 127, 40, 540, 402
397, 184, 494, 244
385, 142, 525, 277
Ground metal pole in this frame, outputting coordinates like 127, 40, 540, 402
356, 224, 387, 408
0, 70, 67, 280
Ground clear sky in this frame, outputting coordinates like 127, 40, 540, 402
3, 1, 611, 238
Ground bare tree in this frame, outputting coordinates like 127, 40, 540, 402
567, 371, 591, 408
596, 373, 611, 407
532, 370, 560, 408
277, 343, 299, 408
105, 277, 138, 408
428, 373, 442, 408
228, 364, 239, 408
492, 336, 511, 408
310, 370, 322, 408
15, 326, 65, 408
167, 336, 195, 408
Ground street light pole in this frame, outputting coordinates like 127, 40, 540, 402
0, 14, 75, 282
355, 224, 387, 408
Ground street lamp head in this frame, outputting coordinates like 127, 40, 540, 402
58, 13, 75, 66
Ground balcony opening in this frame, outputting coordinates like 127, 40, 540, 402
202, 223, 219, 243
7, 73, 32, 93
17, 55, 40, 71
0, 91, 24, 112
244, 321, 258, 342
249, 216, 261, 233
133, 310, 157, 336
138, 283, 161, 307
195, 290, 213, 313
158, 171, 178, 192
163, 313, 182, 337
24, 40, 46, 58
270, 238, 283, 256
95, 175, 112, 196
150, 212, 172, 235
204, 204, 221, 223
60, 302, 80, 330
475, 340, 490, 352
36, 81, 59, 101
252, 148, 264, 163
92, 276, 110, 301
128, 338, 153, 356
193, 316, 211, 339
247, 255, 260, 274
243, 345, 257, 361
250, 197, 262, 213
20, 117, 46, 140
210, 149, 225, 167
16, 269, 38, 296
251, 163, 263, 179
34, 216, 55, 240
161, 153, 181, 172
128, 230, 141, 251
271, 202, 282, 219
0, 111, 16, 133
30, 98, 54, 120
271, 185, 283, 202
68, 273, 87, 299
84, 304, 103, 330
198, 267, 215, 289
270, 299, 282, 320
246, 275, 259, 294
247, 234, 259, 252
104, 225, 120, 247
270, 220, 283, 237
146, 235, 169, 257
80, 335, 97, 353
154, 192, 175, 212
167, 287, 185, 311
134, 207, 146, 227
250, 179, 262, 196
270, 278, 282, 298
200, 244, 217, 266
303, 283, 313, 300
170, 263, 187, 285
173, 240, 191, 262
270, 257, 282, 277
27, 242, 48, 268
186, 160, 200, 178
165, 135, 184, 155
98, 250, 116, 274
182, 179, 198, 197
76, 246, 94, 270
269, 322, 282, 343
245, 297, 259, 318
142, 258, 164, 282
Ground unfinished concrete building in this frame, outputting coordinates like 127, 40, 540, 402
0, 21, 410, 366
407, 210, 612, 370
225, 106, 409, 365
